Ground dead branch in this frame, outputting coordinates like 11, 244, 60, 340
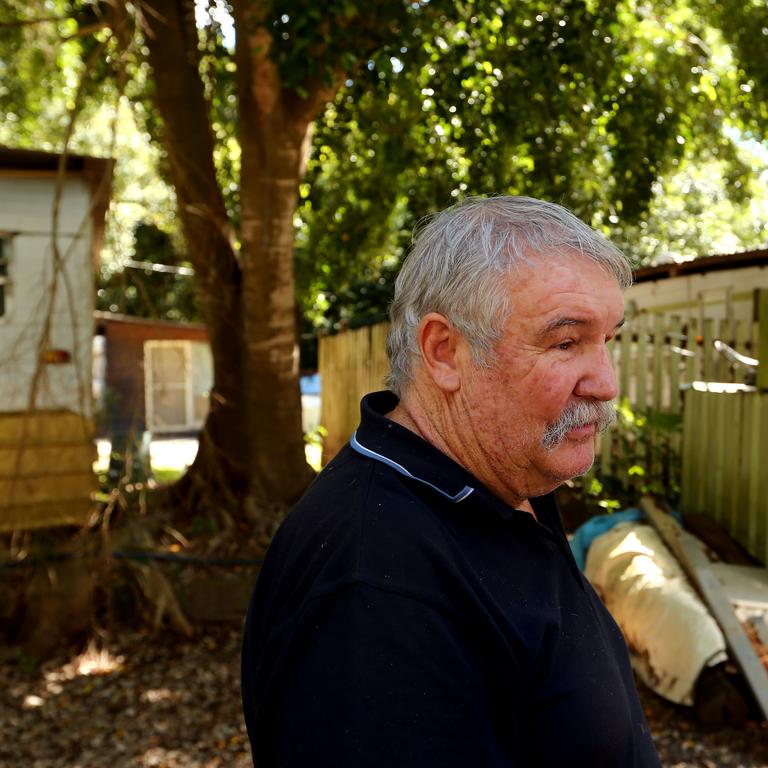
129, 560, 194, 636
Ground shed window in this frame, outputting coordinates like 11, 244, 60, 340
144, 340, 212, 432
0, 238, 9, 318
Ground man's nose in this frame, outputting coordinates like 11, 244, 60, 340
574, 344, 618, 402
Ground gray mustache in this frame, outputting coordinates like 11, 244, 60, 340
541, 400, 616, 450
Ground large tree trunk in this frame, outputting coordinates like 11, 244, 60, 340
232, 2, 325, 503
141, 0, 312, 523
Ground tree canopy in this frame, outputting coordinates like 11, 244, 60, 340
295, 0, 768, 328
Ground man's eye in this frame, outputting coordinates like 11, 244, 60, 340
555, 340, 574, 351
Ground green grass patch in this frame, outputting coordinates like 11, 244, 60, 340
152, 467, 185, 485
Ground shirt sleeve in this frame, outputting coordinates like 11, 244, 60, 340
242, 580, 522, 768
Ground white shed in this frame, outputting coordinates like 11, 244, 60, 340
0, 146, 112, 531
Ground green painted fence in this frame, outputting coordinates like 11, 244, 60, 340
680, 387, 768, 564
676, 289, 768, 563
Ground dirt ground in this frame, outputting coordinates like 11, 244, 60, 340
1, 624, 767, 768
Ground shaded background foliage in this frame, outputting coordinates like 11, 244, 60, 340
96, 224, 202, 322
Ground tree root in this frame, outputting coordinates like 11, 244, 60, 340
127, 560, 194, 637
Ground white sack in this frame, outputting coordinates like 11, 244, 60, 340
585, 522, 727, 705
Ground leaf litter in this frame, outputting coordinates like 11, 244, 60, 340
1, 625, 767, 767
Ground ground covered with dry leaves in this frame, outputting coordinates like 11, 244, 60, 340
1, 624, 767, 768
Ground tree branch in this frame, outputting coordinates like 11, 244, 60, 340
62, 20, 112, 41
0, 15, 73, 29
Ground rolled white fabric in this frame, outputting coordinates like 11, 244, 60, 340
586, 521, 727, 705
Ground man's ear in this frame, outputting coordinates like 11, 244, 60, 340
417, 313, 462, 393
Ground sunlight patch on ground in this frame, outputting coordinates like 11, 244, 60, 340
140, 747, 189, 767
141, 688, 177, 704
19, 642, 128, 710
46, 642, 126, 683
21, 694, 44, 710
94, 439, 111, 473
97, 437, 323, 474
149, 439, 199, 471
94, 438, 199, 474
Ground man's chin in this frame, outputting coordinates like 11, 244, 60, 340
547, 443, 595, 482
528, 448, 596, 499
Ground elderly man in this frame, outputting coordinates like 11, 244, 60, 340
242, 196, 661, 767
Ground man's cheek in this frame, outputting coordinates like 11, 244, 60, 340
528, 369, 570, 411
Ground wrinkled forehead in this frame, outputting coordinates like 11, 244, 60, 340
501, 251, 625, 326
508, 243, 627, 284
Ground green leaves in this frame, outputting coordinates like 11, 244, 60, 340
262, 0, 432, 94
296, 0, 768, 329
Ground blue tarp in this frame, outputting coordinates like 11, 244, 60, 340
570, 509, 643, 571
570, 507, 683, 571
300, 373, 321, 395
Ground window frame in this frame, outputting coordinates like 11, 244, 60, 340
0, 234, 12, 320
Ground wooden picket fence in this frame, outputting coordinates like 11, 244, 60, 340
598, 311, 761, 490
319, 324, 391, 461
677, 290, 768, 564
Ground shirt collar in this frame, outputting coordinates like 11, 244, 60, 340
352, 391, 480, 504
351, 391, 560, 525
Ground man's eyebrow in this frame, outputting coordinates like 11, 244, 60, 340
538, 315, 626, 339
539, 317, 587, 336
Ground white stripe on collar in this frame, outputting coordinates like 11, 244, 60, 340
350, 431, 474, 503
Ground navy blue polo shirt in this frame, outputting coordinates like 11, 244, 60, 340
242, 391, 661, 767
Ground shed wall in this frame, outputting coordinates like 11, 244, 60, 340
0, 175, 94, 416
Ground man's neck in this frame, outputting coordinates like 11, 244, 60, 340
387, 393, 537, 519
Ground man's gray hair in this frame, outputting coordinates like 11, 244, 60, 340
385, 195, 633, 396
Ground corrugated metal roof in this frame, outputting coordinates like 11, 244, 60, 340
634, 248, 768, 283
